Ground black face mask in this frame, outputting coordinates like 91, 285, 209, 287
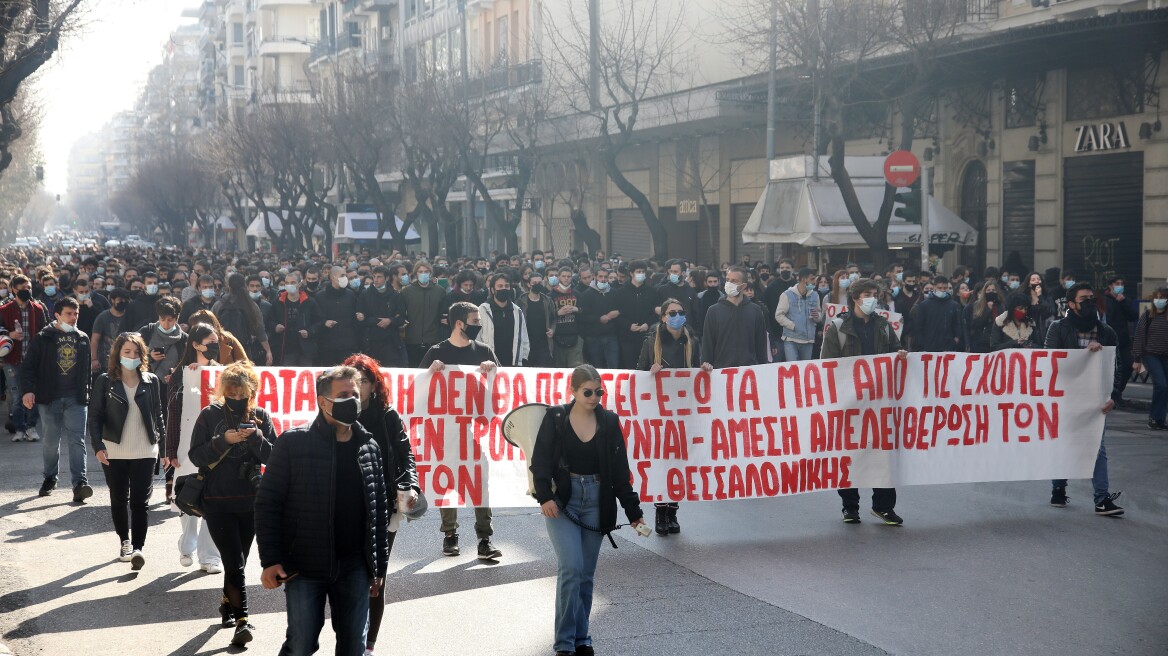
112, 301, 126, 311
463, 323, 482, 340
985, 293, 999, 304
16, 289, 31, 302
326, 396, 360, 425
1077, 300, 1098, 317
305, 281, 319, 290
225, 397, 249, 414
779, 270, 793, 280
532, 284, 547, 295
202, 343, 220, 361
494, 288, 513, 303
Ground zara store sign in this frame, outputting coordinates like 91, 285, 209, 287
1073, 121, 1131, 152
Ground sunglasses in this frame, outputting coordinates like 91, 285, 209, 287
581, 388, 606, 398
666, 310, 686, 317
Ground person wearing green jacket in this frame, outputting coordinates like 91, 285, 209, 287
399, 261, 447, 367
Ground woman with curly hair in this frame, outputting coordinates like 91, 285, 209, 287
341, 353, 419, 656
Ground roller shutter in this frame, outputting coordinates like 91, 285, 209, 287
1002, 160, 1036, 273
1062, 152, 1143, 291
733, 203, 767, 265
607, 209, 653, 260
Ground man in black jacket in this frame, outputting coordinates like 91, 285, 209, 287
613, 260, 660, 368
1044, 282, 1124, 516
21, 297, 93, 501
122, 271, 162, 332
908, 276, 965, 352
357, 266, 408, 367
256, 366, 390, 656
314, 266, 360, 367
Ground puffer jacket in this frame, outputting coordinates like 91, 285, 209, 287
908, 296, 964, 352
530, 402, 644, 548
313, 286, 359, 350
255, 416, 389, 580
88, 372, 166, 452
358, 402, 419, 510
187, 402, 276, 514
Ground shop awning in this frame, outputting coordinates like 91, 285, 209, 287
334, 210, 421, 243
214, 216, 236, 231
246, 212, 326, 239
742, 177, 978, 248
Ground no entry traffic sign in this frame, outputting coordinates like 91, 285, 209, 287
884, 150, 921, 188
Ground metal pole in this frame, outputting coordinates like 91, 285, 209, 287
920, 164, 931, 273
766, 0, 777, 265
460, 0, 473, 258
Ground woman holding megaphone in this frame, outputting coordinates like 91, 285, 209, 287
531, 364, 646, 656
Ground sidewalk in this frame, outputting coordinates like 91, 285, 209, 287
0, 434, 884, 656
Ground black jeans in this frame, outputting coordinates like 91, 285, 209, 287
838, 488, 896, 513
204, 510, 256, 619
366, 531, 397, 649
1114, 343, 1133, 398
102, 458, 155, 549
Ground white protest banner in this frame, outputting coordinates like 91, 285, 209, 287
824, 302, 903, 338
181, 348, 1111, 507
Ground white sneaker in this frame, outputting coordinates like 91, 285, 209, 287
130, 550, 145, 571
10, 431, 24, 442
365, 649, 378, 656
202, 562, 223, 574
24, 427, 40, 442
119, 540, 133, 562
179, 553, 194, 568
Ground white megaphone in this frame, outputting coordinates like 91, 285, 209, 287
501, 402, 550, 497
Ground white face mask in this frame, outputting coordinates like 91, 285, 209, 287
724, 281, 741, 298
859, 297, 879, 315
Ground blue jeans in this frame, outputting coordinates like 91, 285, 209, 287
782, 340, 814, 363
279, 554, 372, 656
3, 363, 38, 431
1144, 354, 1168, 423
39, 397, 88, 486
545, 475, 604, 653
1052, 436, 1109, 504
585, 336, 620, 369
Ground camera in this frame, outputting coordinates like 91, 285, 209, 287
239, 462, 262, 491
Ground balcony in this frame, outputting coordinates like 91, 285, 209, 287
255, 0, 313, 8
961, 0, 999, 22
258, 36, 312, 56
465, 60, 543, 97
354, 0, 397, 12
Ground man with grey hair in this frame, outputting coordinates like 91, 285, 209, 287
256, 365, 390, 655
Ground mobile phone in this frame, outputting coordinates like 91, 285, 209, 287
152, 347, 165, 355
239, 422, 256, 430
276, 571, 298, 583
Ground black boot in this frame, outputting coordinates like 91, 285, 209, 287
654, 507, 669, 536
666, 507, 681, 534
218, 596, 234, 628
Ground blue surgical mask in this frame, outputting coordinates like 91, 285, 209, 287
145, 284, 158, 295
817, 286, 830, 294
547, 274, 560, 287
1009, 280, 1021, 290
669, 273, 681, 284
1112, 286, 1124, 296
159, 323, 178, 334
417, 272, 431, 285
895, 272, 904, 281
805, 282, 816, 293
57, 321, 76, 333
96, 267, 105, 275
933, 291, 950, 299
261, 277, 271, 288
44, 285, 57, 296
285, 284, 299, 296
634, 273, 647, 284
1064, 280, 1076, 289
1154, 299, 1167, 310
534, 261, 545, 270
666, 313, 687, 330
201, 288, 216, 299
249, 291, 263, 300
839, 278, 851, 290
891, 286, 900, 297
121, 357, 142, 370
859, 297, 879, 315
400, 274, 410, 286
349, 278, 361, 289
596, 281, 610, 291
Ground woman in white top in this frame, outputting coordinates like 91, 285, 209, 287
88, 332, 167, 570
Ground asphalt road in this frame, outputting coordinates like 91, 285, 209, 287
0, 387, 1164, 656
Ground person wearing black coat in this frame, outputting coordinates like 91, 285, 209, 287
357, 268, 408, 367
89, 333, 166, 570
256, 366, 390, 656
270, 275, 323, 366
345, 354, 419, 656
531, 365, 646, 656
187, 361, 276, 646
612, 261, 661, 368
908, 277, 965, 352
1101, 277, 1140, 405
313, 266, 360, 366
1043, 282, 1124, 517
990, 294, 1043, 350
637, 298, 709, 537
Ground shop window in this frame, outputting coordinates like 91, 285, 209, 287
1004, 75, 1040, 129
1066, 61, 1144, 120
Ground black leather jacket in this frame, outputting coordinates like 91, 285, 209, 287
188, 402, 276, 514
359, 403, 419, 507
88, 372, 166, 453
255, 416, 390, 580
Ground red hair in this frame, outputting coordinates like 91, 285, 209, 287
342, 353, 392, 407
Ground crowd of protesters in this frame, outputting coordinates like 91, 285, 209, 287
1, 239, 1163, 654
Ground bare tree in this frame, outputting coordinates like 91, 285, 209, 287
534, 155, 601, 255
0, 0, 84, 177
121, 136, 223, 247
544, 0, 687, 262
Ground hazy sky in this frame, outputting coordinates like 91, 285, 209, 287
34, 0, 196, 195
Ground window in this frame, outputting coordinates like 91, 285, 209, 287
234, 65, 244, 86
435, 33, 448, 72
497, 15, 508, 65
232, 22, 244, 45
450, 26, 462, 75
1004, 75, 1040, 129
1066, 60, 1145, 120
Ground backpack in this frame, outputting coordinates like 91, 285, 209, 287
217, 305, 252, 345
